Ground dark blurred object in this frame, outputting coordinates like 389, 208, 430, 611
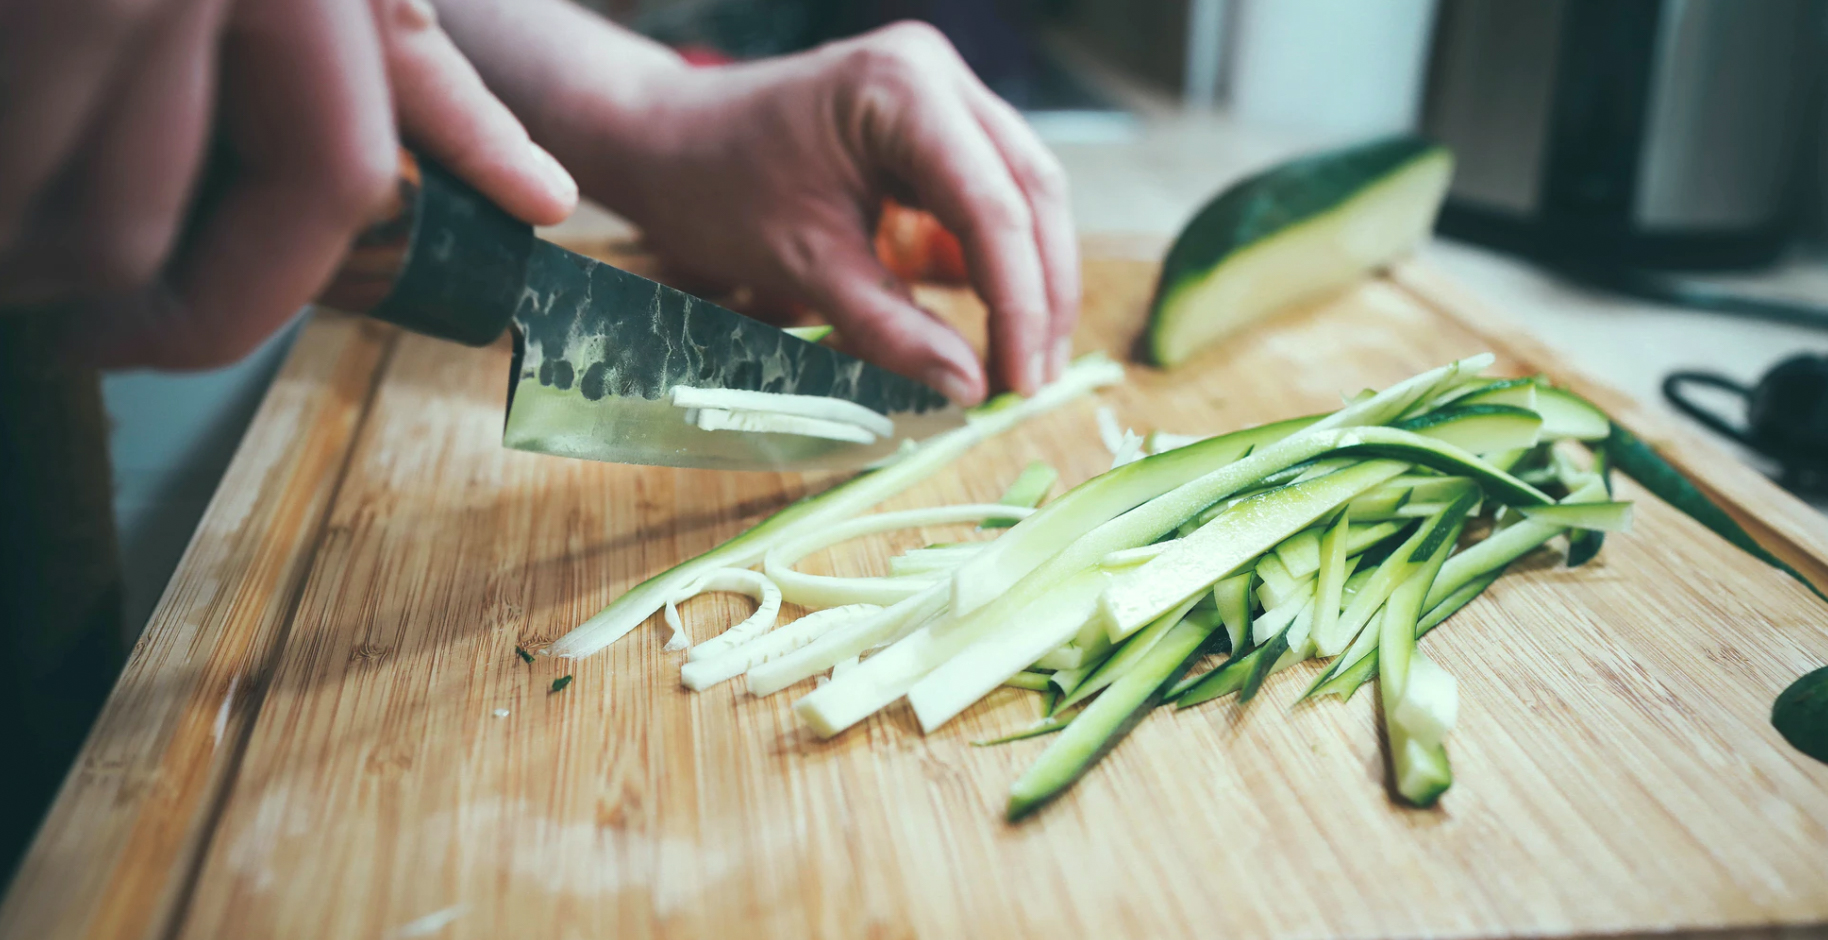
1666, 356, 1828, 494
0, 314, 126, 886
628, 0, 1120, 113
1424, 0, 1819, 271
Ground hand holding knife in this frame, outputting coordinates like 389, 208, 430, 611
318, 151, 959, 471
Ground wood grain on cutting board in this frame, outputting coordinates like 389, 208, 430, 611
7, 249, 1828, 940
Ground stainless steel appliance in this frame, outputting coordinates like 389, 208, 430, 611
1423, 0, 1820, 270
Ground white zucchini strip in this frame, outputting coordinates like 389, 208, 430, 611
547, 354, 1121, 660
693, 408, 876, 445
1110, 430, 1145, 469
671, 385, 895, 438
1099, 543, 1168, 568
1391, 652, 1458, 745
1053, 594, 1204, 711
1034, 632, 1107, 671
680, 604, 882, 691
745, 581, 949, 697
1145, 431, 1201, 454
905, 569, 1121, 733
764, 504, 1032, 609
1095, 406, 1125, 455
1099, 458, 1410, 641
888, 544, 984, 577
668, 569, 782, 661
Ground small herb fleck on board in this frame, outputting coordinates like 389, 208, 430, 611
514, 645, 534, 665
549, 675, 573, 694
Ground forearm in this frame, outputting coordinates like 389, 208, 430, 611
431, 0, 687, 214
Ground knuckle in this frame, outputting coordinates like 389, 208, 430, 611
973, 191, 1032, 237
847, 21, 955, 85
1022, 157, 1069, 201
317, 141, 398, 225
877, 19, 949, 53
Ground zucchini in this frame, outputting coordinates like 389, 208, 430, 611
1054, 597, 1207, 711
981, 460, 1059, 528
1147, 136, 1453, 367
1532, 383, 1610, 440
1605, 421, 1826, 602
1100, 458, 1410, 641
1308, 510, 1355, 655
1211, 573, 1254, 654
1274, 528, 1323, 580
782, 324, 835, 343
1376, 507, 1466, 806
1394, 404, 1542, 454
1303, 492, 1477, 693
1312, 565, 1505, 701
1003, 671, 1053, 692
1772, 666, 1828, 765
1451, 377, 1539, 412
1007, 613, 1226, 820
550, 353, 1122, 660
950, 413, 1319, 617
1518, 500, 1634, 533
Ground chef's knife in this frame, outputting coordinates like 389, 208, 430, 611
317, 151, 960, 471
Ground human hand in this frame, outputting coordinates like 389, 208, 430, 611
565, 22, 1079, 405
0, 0, 578, 369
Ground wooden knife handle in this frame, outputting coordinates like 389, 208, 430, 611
316, 149, 534, 346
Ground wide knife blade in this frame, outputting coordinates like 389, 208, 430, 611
502, 240, 963, 470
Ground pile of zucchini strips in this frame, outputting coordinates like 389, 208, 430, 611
547, 354, 1630, 821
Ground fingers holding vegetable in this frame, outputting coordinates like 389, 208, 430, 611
829, 22, 1058, 396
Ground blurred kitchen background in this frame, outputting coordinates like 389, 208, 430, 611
113, 0, 1828, 640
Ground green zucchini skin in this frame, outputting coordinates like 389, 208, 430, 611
1006, 618, 1226, 821
1772, 665, 1828, 765
1147, 135, 1451, 367
1605, 421, 1825, 599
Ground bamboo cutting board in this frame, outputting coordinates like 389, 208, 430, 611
6, 241, 1828, 940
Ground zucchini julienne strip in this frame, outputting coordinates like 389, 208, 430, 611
981, 460, 1060, 528
1055, 598, 1208, 711
1099, 458, 1411, 642
1314, 565, 1507, 701
680, 603, 882, 691
1006, 612, 1226, 820
1394, 403, 1543, 455
1003, 671, 1054, 692
1378, 510, 1466, 806
1518, 501, 1634, 533
546, 354, 1122, 660
952, 355, 1492, 619
1173, 579, 1312, 705
763, 504, 1034, 609
1300, 491, 1478, 697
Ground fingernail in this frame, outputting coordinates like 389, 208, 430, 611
926, 363, 981, 406
528, 141, 578, 208
1026, 351, 1046, 393
1051, 337, 1072, 379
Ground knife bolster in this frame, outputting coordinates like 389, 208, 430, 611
319, 152, 532, 347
